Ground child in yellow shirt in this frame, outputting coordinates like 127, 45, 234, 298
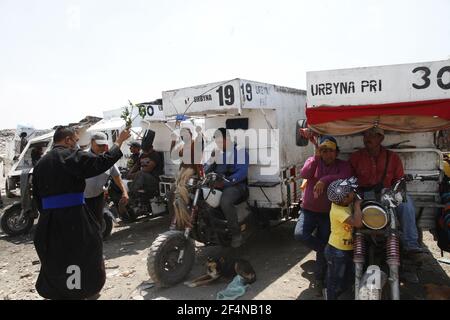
325, 177, 362, 300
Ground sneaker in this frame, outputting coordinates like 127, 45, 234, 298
404, 247, 429, 263
404, 247, 426, 254
311, 279, 324, 297
231, 234, 243, 248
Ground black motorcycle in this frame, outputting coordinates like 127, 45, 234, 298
147, 171, 255, 287
105, 168, 168, 223
1, 170, 37, 236
354, 173, 438, 300
1, 170, 114, 239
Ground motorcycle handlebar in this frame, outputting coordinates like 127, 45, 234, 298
404, 173, 440, 182
202, 172, 231, 184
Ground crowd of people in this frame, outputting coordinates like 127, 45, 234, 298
0, 124, 433, 300
295, 128, 427, 299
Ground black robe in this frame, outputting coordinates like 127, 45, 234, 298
32, 145, 123, 299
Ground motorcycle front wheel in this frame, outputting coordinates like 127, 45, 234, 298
0, 203, 35, 236
147, 230, 195, 287
102, 211, 114, 239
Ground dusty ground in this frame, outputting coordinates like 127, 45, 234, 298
1, 192, 449, 300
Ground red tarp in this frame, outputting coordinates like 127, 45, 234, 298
306, 98, 450, 125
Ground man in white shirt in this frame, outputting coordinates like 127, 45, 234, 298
84, 132, 129, 228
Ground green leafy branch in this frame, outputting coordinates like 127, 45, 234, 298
121, 100, 147, 128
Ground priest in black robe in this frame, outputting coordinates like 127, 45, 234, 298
32, 126, 130, 299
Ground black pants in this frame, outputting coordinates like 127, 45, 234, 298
129, 171, 160, 198
85, 193, 105, 228
220, 184, 248, 236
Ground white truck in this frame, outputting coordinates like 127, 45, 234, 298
92, 100, 190, 184
147, 78, 313, 287
90, 100, 201, 220
162, 78, 312, 220
5, 117, 100, 198
1, 116, 116, 237
302, 59, 450, 299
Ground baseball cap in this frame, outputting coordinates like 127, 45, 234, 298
91, 132, 108, 145
318, 135, 338, 150
327, 177, 358, 204
128, 141, 141, 148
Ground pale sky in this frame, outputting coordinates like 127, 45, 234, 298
1, 0, 449, 129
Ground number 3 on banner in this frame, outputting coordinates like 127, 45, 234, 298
412, 66, 450, 90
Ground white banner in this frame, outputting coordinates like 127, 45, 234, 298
307, 59, 450, 107
162, 79, 305, 116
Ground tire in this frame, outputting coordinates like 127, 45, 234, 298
147, 230, 195, 287
0, 203, 34, 236
102, 212, 114, 239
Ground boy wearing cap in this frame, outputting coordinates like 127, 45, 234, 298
325, 177, 362, 300
350, 128, 425, 257
295, 135, 353, 293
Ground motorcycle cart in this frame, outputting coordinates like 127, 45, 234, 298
302, 59, 450, 299
147, 78, 314, 287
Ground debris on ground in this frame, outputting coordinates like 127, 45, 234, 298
121, 270, 136, 277
106, 270, 120, 278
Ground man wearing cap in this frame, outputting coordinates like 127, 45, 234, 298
350, 128, 425, 257
127, 141, 141, 170
84, 132, 129, 229
295, 135, 353, 294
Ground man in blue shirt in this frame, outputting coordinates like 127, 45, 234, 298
204, 128, 249, 248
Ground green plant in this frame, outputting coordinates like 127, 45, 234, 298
121, 100, 147, 128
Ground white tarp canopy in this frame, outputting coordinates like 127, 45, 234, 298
306, 59, 450, 135
162, 78, 305, 117
87, 118, 126, 132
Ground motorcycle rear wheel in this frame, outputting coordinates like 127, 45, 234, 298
1, 203, 35, 236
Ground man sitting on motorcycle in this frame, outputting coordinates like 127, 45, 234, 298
204, 127, 249, 248
127, 141, 141, 171
350, 127, 426, 259
127, 130, 163, 199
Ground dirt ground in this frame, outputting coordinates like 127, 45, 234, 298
1, 192, 449, 301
